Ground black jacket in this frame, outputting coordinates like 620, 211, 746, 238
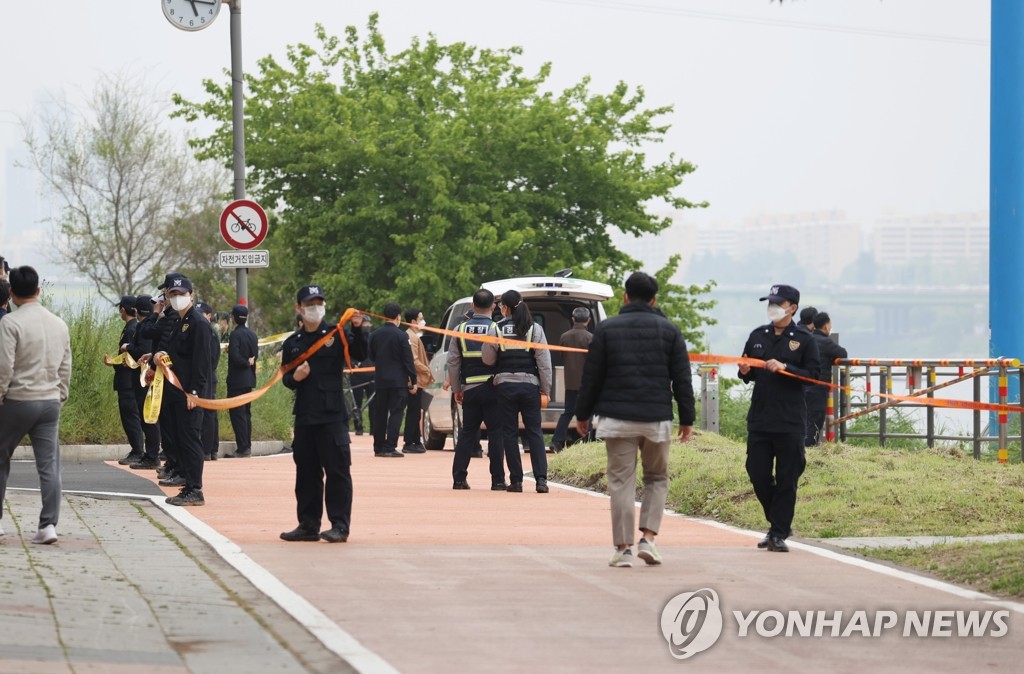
368, 322, 416, 389
812, 332, 848, 382
282, 320, 368, 426
739, 321, 821, 433
129, 313, 158, 361
226, 324, 259, 390
113, 318, 138, 391
576, 302, 695, 425
164, 306, 216, 400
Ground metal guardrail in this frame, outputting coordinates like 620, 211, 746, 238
829, 358, 1023, 463
696, 358, 1023, 463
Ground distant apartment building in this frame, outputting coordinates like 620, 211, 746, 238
870, 211, 988, 266
609, 210, 698, 273
694, 210, 862, 282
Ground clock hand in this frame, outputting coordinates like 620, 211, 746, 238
192, 0, 218, 4
188, 0, 198, 16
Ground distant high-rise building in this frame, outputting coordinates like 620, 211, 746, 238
871, 211, 988, 266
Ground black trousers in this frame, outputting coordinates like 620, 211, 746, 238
403, 388, 423, 445
372, 387, 408, 453
134, 385, 161, 460
163, 393, 205, 490
497, 382, 547, 483
117, 388, 144, 455
228, 387, 252, 453
452, 384, 508, 484
202, 409, 219, 457
292, 421, 352, 533
745, 431, 806, 539
159, 395, 179, 471
804, 389, 828, 447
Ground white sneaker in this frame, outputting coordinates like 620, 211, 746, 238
637, 538, 662, 565
609, 548, 633, 568
31, 524, 57, 545
0, 521, 5, 537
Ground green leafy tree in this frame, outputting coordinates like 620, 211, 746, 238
175, 14, 709, 326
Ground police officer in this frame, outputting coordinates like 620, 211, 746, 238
113, 295, 145, 466
126, 295, 161, 469
224, 304, 258, 458
144, 287, 184, 483
196, 302, 221, 461
280, 285, 367, 543
155, 274, 215, 506
738, 284, 820, 552
449, 289, 511, 490
482, 289, 553, 493
805, 311, 848, 446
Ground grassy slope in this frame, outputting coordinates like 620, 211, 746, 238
549, 432, 1024, 599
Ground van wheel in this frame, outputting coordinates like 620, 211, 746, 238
423, 410, 446, 450
452, 399, 463, 448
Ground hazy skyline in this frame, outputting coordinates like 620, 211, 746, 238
0, 0, 990, 277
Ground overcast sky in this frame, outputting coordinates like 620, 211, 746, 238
0, 0, 989, 240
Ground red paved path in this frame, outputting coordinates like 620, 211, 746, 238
119, 437, 1023, 673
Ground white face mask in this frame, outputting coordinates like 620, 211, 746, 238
302, 305, 326, 323
417, 319, 426, 328
767, 303, 787, 323
169, 295, 191, 312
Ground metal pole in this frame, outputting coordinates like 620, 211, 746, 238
229, 0, 248, 305
973, 374, 982, 459
925, 366, 935, 448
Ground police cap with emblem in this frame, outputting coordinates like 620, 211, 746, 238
297, 285, 326, 303
759, 284, 800, 305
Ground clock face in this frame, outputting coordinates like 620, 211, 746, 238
162, 0, 221, 32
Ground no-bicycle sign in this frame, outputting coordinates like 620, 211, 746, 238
220, 199, 268, 250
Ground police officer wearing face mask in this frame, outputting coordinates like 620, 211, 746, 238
153, 274, 215, 507
737, 284, 820, 553
280, 285, 367, 543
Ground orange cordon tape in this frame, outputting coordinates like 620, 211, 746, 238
149, 308, 357, 412
116, 307, 1024, 417
365, 312, 593, 354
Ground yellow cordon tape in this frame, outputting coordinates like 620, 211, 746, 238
104, 310, 1024, 418
142, 354, 171, 424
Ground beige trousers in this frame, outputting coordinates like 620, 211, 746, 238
605, 435, 669, 547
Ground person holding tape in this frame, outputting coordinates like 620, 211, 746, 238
737, 284, 820, 553
280, 285, 367, 543
154, 275, 216, 507
482, 289, 552, 493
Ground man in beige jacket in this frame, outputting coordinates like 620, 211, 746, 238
0, 266, 72, 544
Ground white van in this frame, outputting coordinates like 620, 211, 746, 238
422, 274, 614, 450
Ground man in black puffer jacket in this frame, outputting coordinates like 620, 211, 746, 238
576, 271, 695, 568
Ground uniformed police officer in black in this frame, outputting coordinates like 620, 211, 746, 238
449, 289, 510, 490
113, 295, 145, 466
280, 285, 367, 543
804, 311, 848, 446
224, 304, 258, 457
126, 295, 161, 469
196, 302, 221, 461
738, 284, 820, 552
144, 287, 183, 483
155, 275, 216, 506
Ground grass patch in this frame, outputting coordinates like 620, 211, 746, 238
548, 431, 1024, 538
864, 541, 1024, 598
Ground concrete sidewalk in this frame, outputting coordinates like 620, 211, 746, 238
3, 439, 1022, 673
0, 489, 353, 674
